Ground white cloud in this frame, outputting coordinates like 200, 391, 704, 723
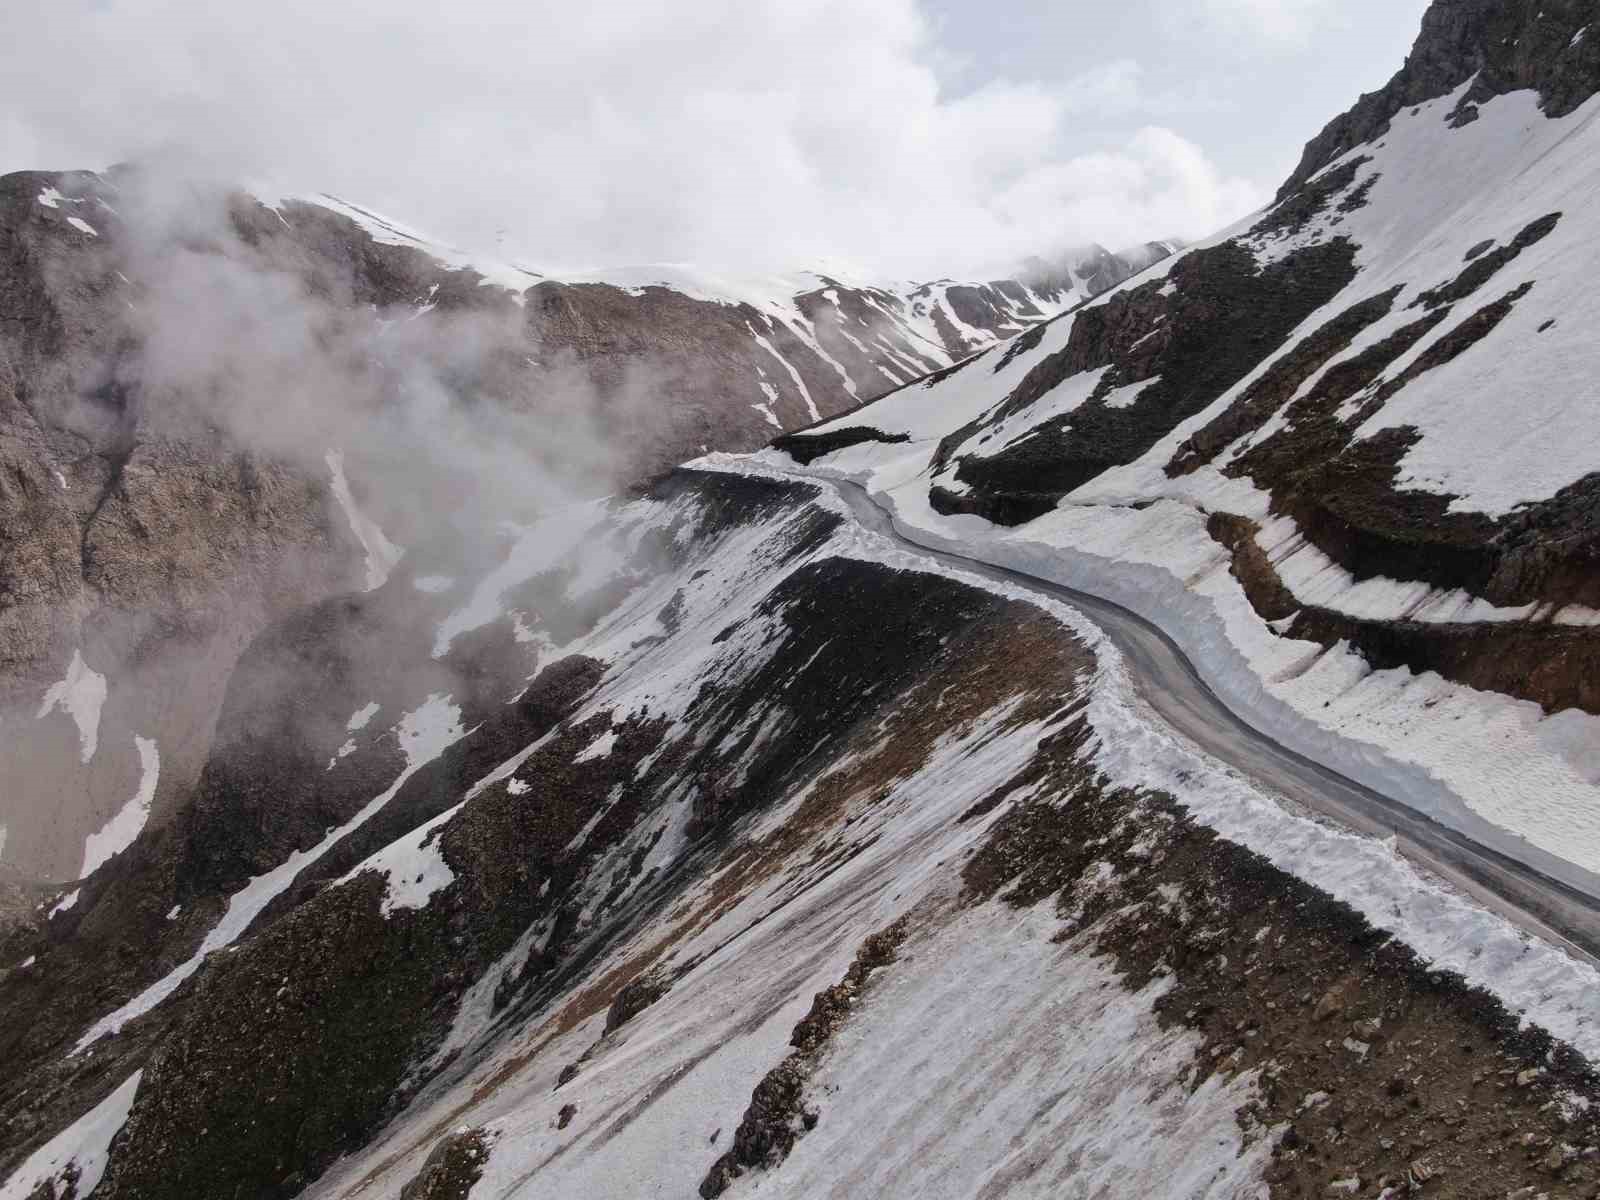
990, 126, 1266, 257
1188, 0, 1340, 47
0, 0, 1268, 277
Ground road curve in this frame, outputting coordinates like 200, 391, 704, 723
798, 472, 1600, 967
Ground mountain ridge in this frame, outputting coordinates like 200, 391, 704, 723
5, 1, 1600, 1197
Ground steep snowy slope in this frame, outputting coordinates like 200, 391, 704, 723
4, 469, 1598, 1200
772, 0, 1600, 889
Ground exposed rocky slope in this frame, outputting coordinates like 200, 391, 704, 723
775, 0, 1600, 884
3, 468, 1596, 1200
0, 169, 362, 884
0, 171, 1170, 883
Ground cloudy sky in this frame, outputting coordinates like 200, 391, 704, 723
1, 0, 1427, 277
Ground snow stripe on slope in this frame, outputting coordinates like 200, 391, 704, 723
79, 736, 159, 879
0, 1071, 142, 1200
73, 695, 466, 1052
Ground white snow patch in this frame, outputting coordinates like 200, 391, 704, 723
347, 701, 381, 731
326, 449, 403, 590
752, 380, 783, 430
65, 216, 98, 237
342, 802, 462, 917
79, 736, 159, 879
1269, 86, 1600, 516
783, 314, 862, 400
961, 366, 1111, 460
801, 305, 1081, 446
0, 1071, 142, 1200
1101, 376, 1160, 410
749, 321, 820, 422
49, 889, 80, 918
573, 728, 616, 763
290, 194, 539, 303
769, 906, 1269, 1200
73, 694, 467, 1052
36, 650, 107, 764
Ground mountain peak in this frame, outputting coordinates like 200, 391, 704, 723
1280, 0, 1599, 201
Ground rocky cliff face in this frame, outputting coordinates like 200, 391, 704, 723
0, 170, 360, 883
514, 243, 1168, 479
1280, 0, 1600, 199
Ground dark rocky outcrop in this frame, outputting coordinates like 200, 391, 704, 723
603, 969, 670, 1035
963, 739, 1600, 1200
1167, 286, 1403, 477
397, 1129, 493, 1200
699, 919, 908, 1198
1278, 0, 1600, 202
770, 425, 909, 466
1228, 282, 1565, 608
934, 238, 1358, 524
1412, 212, 1561, 310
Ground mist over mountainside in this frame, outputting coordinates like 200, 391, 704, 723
0, 171, 1170, 884
4, 1, 1600, 1198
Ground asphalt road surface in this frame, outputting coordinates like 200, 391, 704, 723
807, 472, 1600, 968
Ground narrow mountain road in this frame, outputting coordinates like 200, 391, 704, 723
696, 467, 1600, 967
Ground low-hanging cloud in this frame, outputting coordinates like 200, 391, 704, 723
100, 166, 647, 573
0, 0, 1270, 279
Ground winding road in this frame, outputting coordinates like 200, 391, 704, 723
799, 471, 1600, 966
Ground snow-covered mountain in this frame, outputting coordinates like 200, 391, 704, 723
5, 1, 1600, 1198
772, 0, 1600, 893
296, 193, 1172, 462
